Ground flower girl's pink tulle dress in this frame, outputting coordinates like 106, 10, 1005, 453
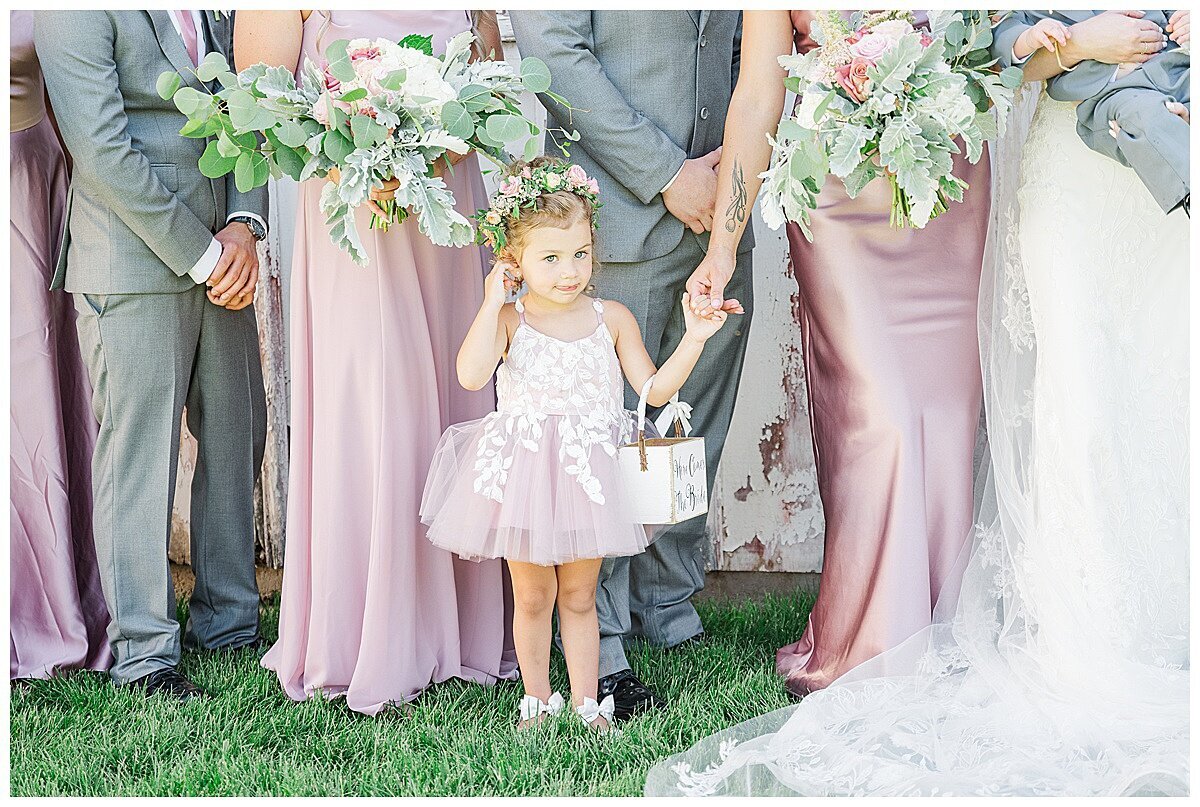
421, 298, 653, 566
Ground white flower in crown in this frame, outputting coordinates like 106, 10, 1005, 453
545, 172, 564, 189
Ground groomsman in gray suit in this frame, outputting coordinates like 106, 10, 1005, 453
510, 10, 754, 720
35, 10, 268, 700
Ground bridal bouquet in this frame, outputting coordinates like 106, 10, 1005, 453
159, 33, 572, 266
761, 11, 1023, 237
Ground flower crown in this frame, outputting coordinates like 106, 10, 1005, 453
474, 161, 602, 250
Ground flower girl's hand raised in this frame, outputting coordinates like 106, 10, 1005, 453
484, 259, 521, 311
682, 292, 732, 342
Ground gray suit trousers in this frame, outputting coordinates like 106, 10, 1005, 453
73, 287, 266, 683
592, 234, 753, 677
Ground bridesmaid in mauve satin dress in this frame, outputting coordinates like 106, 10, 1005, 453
690, 10, 987, 697
9, 10, 112, 679
236, 10, 517, 715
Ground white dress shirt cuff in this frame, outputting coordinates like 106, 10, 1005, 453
227, 211, 267, 235
187, 238, 222, 284
660, 164, 685, 195
1011, 45, 1033, 66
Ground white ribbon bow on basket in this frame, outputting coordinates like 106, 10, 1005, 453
654, 396, 693, 438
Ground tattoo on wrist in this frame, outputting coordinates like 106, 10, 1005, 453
725, 159, 748, 233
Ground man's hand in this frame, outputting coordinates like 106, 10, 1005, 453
208, 221, 259, 305
662, 147, 722, 234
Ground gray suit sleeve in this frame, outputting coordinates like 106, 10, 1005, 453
991, 11, 1034, 71
34, 10, 216, 277
509, 10, 687, 205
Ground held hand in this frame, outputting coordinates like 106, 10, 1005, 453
1070, 10, 1166, 65
681, 292, 729, 342
208, 222, 259, 304
662, 147, 722, 234
1017, 18, 1071, 58
685, 249, 735, 316
1168, 10, 1190, 46
484, 258, 520, 311
210, 286, 255, 310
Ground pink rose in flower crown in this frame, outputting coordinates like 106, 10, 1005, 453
850, 33, 892, 61
498, 176, 521, 197
585, 178, 600, 195
566, 164, 589, 187
835, 57, 874, 103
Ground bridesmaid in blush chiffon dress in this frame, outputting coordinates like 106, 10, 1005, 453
10, 10, 111, 679
236, 10, 517, 715
689, 10, 988, 697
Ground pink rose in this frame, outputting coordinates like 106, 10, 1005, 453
847, 28, 867, 45
585, 178, 600, 195
566, 164, 589, 186
349, 46, 382, 62
920, 32, 934, 48
499, 177, 521, 196
521, 166, 533, 179
851, 33, 892, 61
313, 91, 332, 125
834, 57, 874, 103
321, 62, 341, 92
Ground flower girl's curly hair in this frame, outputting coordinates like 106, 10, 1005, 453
477, 156, 602, 271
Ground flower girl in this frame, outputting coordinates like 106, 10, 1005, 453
420, 158, 740, 730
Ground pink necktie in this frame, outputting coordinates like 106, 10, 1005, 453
174, 10, 199, 66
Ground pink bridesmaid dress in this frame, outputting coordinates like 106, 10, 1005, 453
9, 10, 112, 679
262, 10, 517, 715
777, 10, 989, 696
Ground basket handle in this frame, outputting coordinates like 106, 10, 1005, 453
635, 376, 655, 471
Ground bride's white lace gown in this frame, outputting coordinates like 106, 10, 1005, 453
646, 87, 1189, 796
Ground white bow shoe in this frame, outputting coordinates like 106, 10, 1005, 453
518, 692, 565, 725
576, 695, 620, 734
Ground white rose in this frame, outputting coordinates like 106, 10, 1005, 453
545, 172, 563, 189
793, 90, 824, 129
871, 19, 914, 43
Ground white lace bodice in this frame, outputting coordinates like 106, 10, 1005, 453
473, 297, 633, 505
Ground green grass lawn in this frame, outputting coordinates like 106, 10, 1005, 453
10, 590, 813, 796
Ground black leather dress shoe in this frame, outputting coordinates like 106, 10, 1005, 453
598, 669, 663, 721
131, 668, 209, 701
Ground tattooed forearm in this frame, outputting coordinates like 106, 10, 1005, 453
725, 158, 748, 233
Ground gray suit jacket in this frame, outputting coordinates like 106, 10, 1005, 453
992, 10, 1182, 101
35, 11, 268, 294
509, 10, 753, 265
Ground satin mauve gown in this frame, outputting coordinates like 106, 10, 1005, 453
777, 10, 988, 696
9, 10, 112, 679
262, 10, 518, 715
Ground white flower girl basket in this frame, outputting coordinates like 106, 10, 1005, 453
618, 377, 708, 525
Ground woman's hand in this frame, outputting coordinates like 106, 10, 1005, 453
484, 258, 520, 311
1168, 10, 1190, 47
1067, 10, 1167, 66
685, 248, 748, 318
367, 176, 400, 218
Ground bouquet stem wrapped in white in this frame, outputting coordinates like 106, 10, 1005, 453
160, 33, 577, 266
761, 11, 1022, 239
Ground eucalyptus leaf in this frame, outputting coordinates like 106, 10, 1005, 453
380, 69, 408, 92
340, 88, 368, 103
195, 51, 229, 83
440, 100, 474, 140
523, 136, 540, 161
217, 130, 241, 159
172, 86, 209, 117
485, 114, 531, 145
323, 129, 354, 164
198, 140, 238, 178
156, 71, 181, 101
234, 150, 269, 193
519, 57, 552, 93
274, 144, 309, 181
325, 39, 356, 83
274, 120, 308, 148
